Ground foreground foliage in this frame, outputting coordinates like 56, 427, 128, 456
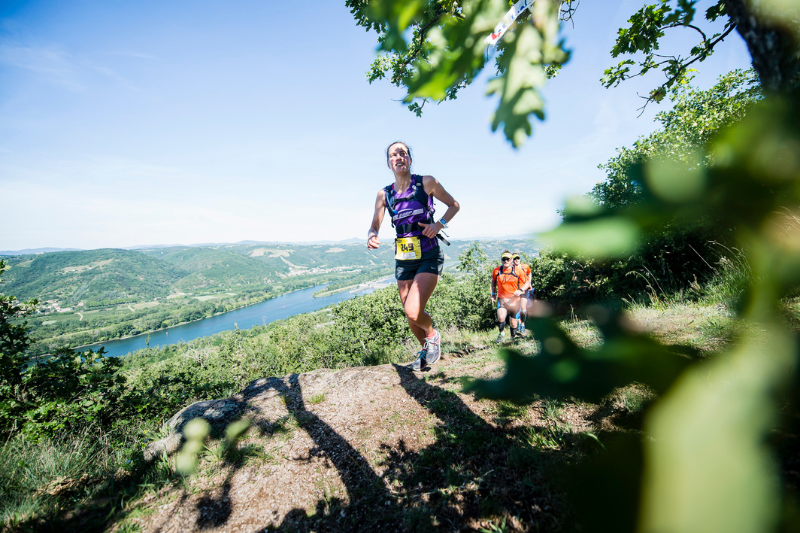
472, 61, 800, 533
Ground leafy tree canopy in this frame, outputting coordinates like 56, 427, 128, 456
347, 0, 572, 146
348, 0, 799, 146
591, 68, 762, 210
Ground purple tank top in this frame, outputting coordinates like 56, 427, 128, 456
386, 175, 438, 254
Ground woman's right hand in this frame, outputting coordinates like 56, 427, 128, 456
367, 234, 381, 250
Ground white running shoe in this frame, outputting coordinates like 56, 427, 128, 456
410, 349, 427, 372
424, 330, 441, 364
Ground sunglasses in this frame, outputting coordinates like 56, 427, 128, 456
502, 257, 511, 261
513, 256, 520, 260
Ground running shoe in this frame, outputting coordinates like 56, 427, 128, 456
424, 330, 441, 364
495, 332, 505, 344
519, 322, 526, 334
410, 349, 427, 372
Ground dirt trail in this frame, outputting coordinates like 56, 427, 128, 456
119, 338, 597, 533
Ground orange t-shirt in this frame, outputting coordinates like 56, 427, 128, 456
520, 264, 531, 289
492, 265, 528, 299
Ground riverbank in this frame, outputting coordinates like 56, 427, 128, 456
313, 277, 394, 298
74, 281, 389, 358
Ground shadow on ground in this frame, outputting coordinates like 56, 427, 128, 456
252, 364, 580, 532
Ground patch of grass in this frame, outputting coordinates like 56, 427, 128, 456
125, 504, 155, 519
0, 428, 125, 526
562, 318, 602, 348
115, 521, 142, 533
540, 398, 564, 423
616, 384, 655, 414
493, 400, 527, 426
426, 370, 446, 381
229, 443, 272, 466
269, 414, 300, 438
480, 516, 509, 533
203, 442, 226, 464
528, 425, 567, 450
699, 246, 751, 307
0, 420, 183, 531
308, 393, 326, 405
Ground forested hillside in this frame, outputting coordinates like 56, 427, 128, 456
2, 239, 538, 355
1, 249, 189, 306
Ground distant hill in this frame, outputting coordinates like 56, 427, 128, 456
2, 239, 538, 307
0, 247, 82, 256
1, 249, 188, 304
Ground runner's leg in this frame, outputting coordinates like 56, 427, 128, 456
497, 300, 508, 336
497, 306, 508, 326
398, 273, 439, 345
508, 299, 520, 333
397, 280, 426, 344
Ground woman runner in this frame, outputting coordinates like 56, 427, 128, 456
367, 141, 460, 371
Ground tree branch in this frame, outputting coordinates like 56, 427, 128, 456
390, 12, 446, 84
636, 23, 737, 116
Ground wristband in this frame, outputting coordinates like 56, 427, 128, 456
439, 218, 448, 228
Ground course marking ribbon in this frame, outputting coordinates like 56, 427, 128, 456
485, 0, 535, 46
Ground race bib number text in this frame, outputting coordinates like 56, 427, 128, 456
395, 237, 422, 260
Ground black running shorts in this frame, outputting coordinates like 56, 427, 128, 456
395, 245, 444, 281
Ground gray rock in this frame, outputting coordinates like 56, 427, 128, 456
142, 366, 408, 462
143, 398, 246, 462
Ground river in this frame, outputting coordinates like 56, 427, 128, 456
82, 279, 394, 358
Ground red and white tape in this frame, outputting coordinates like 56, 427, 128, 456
485, 0, 535, 46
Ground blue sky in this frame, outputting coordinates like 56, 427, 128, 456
1, 0, 752, 250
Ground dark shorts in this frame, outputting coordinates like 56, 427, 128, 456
395, 245, 444, 281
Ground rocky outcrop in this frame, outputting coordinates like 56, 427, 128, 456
143, 367, 401, 462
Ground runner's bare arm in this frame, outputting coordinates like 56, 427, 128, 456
367, 189, 385, 250
419, 175, 460, 239
521, 270, 531, 291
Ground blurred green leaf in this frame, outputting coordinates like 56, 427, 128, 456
466, 308, 689, 403
176, 418, 210, 476
540, 217, 641, 259
639, 324, 796, 533
644, 153, 707, 203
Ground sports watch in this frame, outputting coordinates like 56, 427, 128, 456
438, 218, 448, 228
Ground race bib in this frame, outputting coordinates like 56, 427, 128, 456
395, 237, 422, 260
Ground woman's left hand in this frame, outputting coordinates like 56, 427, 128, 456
418, 221, 443, 239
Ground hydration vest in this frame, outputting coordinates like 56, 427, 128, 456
384, 175, 443, 252
495, 265, 525, 290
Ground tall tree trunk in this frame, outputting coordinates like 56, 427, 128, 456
725, 0, 800, 92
